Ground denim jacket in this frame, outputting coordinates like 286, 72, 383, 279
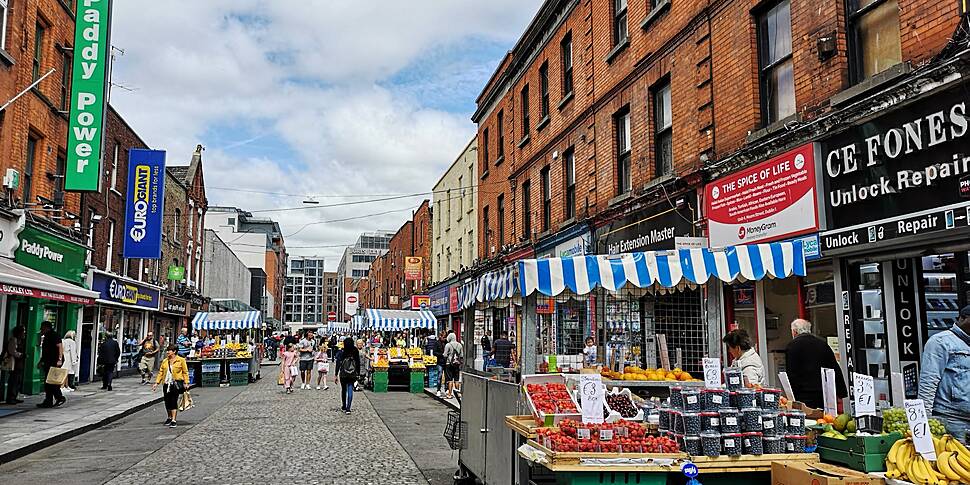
918, 324, 970, 420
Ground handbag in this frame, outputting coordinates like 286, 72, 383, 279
317, 362, 328, 372
178, 391, 194, 412
289, 365, 298, 377
0, 352, 12, 372
45, 366, 68, 385
170, 380, 186, 394
277, 369, 284, 385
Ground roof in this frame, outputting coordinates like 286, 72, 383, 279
167, 166, 190, 184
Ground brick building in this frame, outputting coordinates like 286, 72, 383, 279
366, 200, 433, 309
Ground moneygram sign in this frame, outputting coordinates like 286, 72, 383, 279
705, 143, 821, 247
123, 149, 165, 259
65, 0, 111, 191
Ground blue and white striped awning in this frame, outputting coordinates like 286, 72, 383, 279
328, 321, 351, 333
191, 311, 262, 330
365, 309, 436, 331
351, 315, 364, 331
457, 266, 517, 311
518, 241, 806, 297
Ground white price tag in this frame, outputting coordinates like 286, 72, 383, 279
686, 395, 698, 405
725, 416, 738, 426
579, 374, 605, 424
853, 373, 876, 416
658, 334, 670, 370
703, 357, 722, 388
821, 368, 837, 417
599, 428, 614, 441
763, 419, 774, 430
577, 428, 591, 440
724, 438, 736, 448
904, 399, 936, 461
712, 394, 723, 404
778, 372, 795, 401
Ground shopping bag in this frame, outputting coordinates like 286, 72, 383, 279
45, 366, 68, 385
178, 391, 194, 412
317, 362, 327, 372
277, 370, 284, 386
289, 365, 298, 377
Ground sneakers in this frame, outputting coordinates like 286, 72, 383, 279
343, 410, 351, 415
436, 390, 442, 397
54, 398, 66, 407
169, 421, 177, 428
164, 418, 172, 426
323, 385, 329, 390
316, 386, 321, 390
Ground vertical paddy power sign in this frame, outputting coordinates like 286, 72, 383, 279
65, 0, 111, 191
123, 149, 165, 259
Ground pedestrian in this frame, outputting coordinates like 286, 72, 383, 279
784, 319, 846, 409
283, 332, 298, 350
138, 332, 160, 385
280, 343, 298, 394
327, 334, 338, 360
335, 337, 360, 414
298, 332, 315, 389
37, 321, 65, 408
395, 333, 406, 348
583, 336, 597, 366
491, 331, 514, 368
481, 331, 492, 356
152, 344, 189, 428
444, 332, 463, 399
434, 331, 447, 397
2, 326, 25, 404
176, 327, 192, 358
98, 332, 121, 391
314, 343, 330, 390
61, 330, 80, 391
722, 328, 766, 387
354, 338, 366, 392
919, 304, 970, 444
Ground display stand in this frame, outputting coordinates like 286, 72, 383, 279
228, 358, 249, 386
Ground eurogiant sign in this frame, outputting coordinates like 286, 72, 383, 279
90, 271, 160, 310
65, 0, 112, 191
123, 149, 166, 259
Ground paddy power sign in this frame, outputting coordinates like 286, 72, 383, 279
65, 0, 112, 191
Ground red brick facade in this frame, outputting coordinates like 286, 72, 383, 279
366, 200, 432, 309
474, 0, 962, 258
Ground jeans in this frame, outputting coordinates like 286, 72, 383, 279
41, 364, 64, 405
101, 366, 115, 389
939, 416, 970, 445
4, 367, 23, 402
341, 381, 354, 411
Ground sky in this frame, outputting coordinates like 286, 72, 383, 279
108, 1, 542, 270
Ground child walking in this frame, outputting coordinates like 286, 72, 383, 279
314, 343, 330, 390
280, 343, 298, 394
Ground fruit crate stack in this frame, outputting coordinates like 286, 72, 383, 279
228, 360, 249, 386
659, 366, 801, 457
200, 359, 222, 387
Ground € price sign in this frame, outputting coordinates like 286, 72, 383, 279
580, 374, 605, 424
702, 357, 722, 388
853, 373, 876, 416
904, 399, 937, 461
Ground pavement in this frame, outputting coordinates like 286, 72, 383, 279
423, 386, 459, 410
0, 374, 164, 463
369, 389, 459, 485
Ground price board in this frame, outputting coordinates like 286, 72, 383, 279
852, 373, 875, 416
579, 373, 605, 424
821, 368, 837, 417
657, 334, 670, 370
904, 399, 937, 461
702, 357, 722, 388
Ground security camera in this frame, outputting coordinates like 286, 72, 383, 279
91, 214, 104, 223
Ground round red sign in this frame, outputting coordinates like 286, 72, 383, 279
346, 295, 358, 304
327, 312, 337, 321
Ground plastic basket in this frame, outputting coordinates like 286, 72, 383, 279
444, 410, 467, 450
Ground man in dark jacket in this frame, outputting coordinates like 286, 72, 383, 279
785, 319, 847, 409
491, 332, 514, 368
481, 331, 491, 355
37, 322, 65, 407
98, 333, 121, 391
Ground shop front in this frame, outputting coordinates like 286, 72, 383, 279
704, 142, 831, 388
157, 294, 190, 347
428, 283, 451, 332
456, 265, 518, 369
85, 270, 162, 377
3, 221, 96, 394
815, 76, 970, 406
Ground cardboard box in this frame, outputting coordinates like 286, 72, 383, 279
794, 401, 825, 419
772, 461, 886, 485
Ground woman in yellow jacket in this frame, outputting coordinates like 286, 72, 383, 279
152, 344, 189, 428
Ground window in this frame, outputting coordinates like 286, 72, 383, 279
32, 22, 44, 81
564, 149, 575, 220
848, 0, 901, 81
110, 143, 119, 190
539, 62, 550, 119
24, 134, 38, 204
457, 238, 463, 267
468, 237, 474, 265
457, 175, 464, 214
613, 0, 628, 45
483, 206, 490, 251
496, 110, 504, 160
561, 33, 573, 98
758, 0, 794, 125
106, 219, 115, 270
615, 108, 631, 194
520, 84, 530, 139
497, 194, 505, 247
521, 180, 532, 239
482, 128, 489, 169
173, 209, 181, 240
60, 51, 71, 110
0, 0, 9, 51
541, 166, 551, 231
653, 80, 673, 177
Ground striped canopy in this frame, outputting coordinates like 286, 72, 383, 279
328, 321, 351, 332
191, 311, 262, 330
518, 240, 806, 297
457, 266, 517, 311
351, 315, 364, 331
365, 309, 436, 331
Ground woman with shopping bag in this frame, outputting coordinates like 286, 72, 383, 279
152, 344, 189, 428
280, 343, 299, 394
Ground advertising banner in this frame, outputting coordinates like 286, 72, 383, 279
344, 292, 359, 316
449, 286, 459, 314
411, 295, 430, 310
0, 283, 93, 305
15, 224, 88, 284
90, 271, 161, 310
595, 193, 696, 254
429, 286, 449, 316
160, 296, 189, 316
404, 256, 422, 281
123, 149, 166, 259
65, 0, 112, 191
705, 143, 820, 247
167, 265, 185, 281
819, 80, 970, 253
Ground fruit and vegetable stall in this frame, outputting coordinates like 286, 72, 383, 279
188, 311, 263, 387
368, 346, 435, 393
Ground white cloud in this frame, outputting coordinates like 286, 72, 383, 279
108, 1, 541, 268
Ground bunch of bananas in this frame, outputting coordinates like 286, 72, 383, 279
886, 435, 970, 484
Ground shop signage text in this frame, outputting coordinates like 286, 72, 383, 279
91, 272, 160, 310
429, 286, 449, 316
536, 298, 555, 314
404, 256, 422, 281
20, 238, 64, 263
161, 297, 188, 316
123, 149, 166, 259
65, 0, 112, 191
411, 295, 430, 310
344, 292, 359, 316
706, 143, 820, 246
891, 259, 921, 399
0, 283, 93, 305
821, 203, 970, 253
15, 225, 88, 284
448, 286, 459, 314
596, 194, 696, 254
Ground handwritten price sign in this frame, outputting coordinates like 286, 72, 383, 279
904, 399, 937, 461
702, 357, 722, 388
853, 373, 875, 416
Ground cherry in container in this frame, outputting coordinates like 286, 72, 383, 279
763, 435, 784, 454
718, 407, 741, 434
681, 389, 701, 412
700, 412, 720, 433
723, 367, 743, 390
721, 433, 743, 456
700, 431, 721, 457
741, 407, 762, 432
683, 435, 702, 456
757, 388, 781, 409
701, 388, 728, 411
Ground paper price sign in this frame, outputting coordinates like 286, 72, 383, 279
853, 373, 876, 416
580, 374, 605, 424
904, 399, 937, 461
821, 368, 838, 418
702, 357, 722, 388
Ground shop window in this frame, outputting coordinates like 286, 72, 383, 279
121, 312, 143, 370
848, 0, 901, 81
521, 180, 532, 239
482, 128, 489, 169
496, 110, 504, 160
520, 84, 530, 141
804, 267, 837, 341
556, 296, 588, 355
726, 282, 758, 346
541, 166, 551, 231
762, 277, 802, 385
564, 148, 575, 220
32, 21, 44, 81
561, 33, 573, 98
497, 194, 505, 246
539, 62, 550, 121
757, 0, 794, 125
849, 261, 892, 405
920, 253, 968, 340
23, 134, 38, 205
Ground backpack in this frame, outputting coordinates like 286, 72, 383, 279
339, 354, 358, 381
447, 343, 463, 366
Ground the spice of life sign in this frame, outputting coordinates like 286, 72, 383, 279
65, 0, 112, 191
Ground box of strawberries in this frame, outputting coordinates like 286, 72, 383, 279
522, 374, 581, 426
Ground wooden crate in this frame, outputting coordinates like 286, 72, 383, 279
506, 415, 548, 439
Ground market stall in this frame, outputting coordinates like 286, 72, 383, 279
363, 309, 436, 391
188, 311, 261, 387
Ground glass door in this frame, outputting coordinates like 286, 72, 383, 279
850, 262, 892, 408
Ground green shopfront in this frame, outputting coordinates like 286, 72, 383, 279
1, 222, 96, 396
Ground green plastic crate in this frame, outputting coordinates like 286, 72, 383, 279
372, 372, 389, 393
816, 431, 902, 454
554, 471, 667, 485
409, 371, 425, 393
816, 446, 887, 472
